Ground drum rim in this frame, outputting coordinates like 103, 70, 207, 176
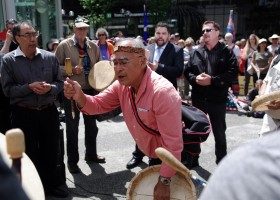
88, 60, 115, 91
126, 165, 197, 200
252, 90, 280, 111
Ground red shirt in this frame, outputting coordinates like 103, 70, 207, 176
81, 67, 183, 177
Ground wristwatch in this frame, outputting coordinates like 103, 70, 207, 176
159, 176, 171, 185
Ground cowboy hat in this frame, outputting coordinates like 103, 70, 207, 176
269, 34, 280, 43
258, 38, 267, 45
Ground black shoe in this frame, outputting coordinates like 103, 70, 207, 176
85, 155, 106, 163
126, 157, 143, 169
67, 163, 81, 174
182, 154, 199, 169
148, 158, 162, 166
46, 187, 69, 198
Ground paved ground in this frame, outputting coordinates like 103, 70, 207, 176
46, 110, 262, 200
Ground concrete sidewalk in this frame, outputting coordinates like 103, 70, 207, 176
46, 111, 262, 200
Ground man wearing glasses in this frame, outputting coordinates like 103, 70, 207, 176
0, 21, 67, 197
184, 21, 238, 168
55, 17, 104, 175
64, 38, 183, 200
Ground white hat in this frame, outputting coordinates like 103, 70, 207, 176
258, 38, 267, 45
74, 17, 89, 28
47, 38, 59, 50
269, 34, 280, 43
225, 32, 233, 39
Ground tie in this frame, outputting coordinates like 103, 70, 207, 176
153, 47, 162, 63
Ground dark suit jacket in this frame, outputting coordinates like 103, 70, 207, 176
147, 42, 184, 88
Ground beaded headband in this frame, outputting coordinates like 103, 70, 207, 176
114, 46, 145, 56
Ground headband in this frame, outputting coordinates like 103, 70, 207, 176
114, 46, 145, 56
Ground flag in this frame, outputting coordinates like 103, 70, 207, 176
226, 10, 235, 42
143, 4, 148, 41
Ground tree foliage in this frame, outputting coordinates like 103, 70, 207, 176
147, 0, 175, 23
79, 0, 113, 29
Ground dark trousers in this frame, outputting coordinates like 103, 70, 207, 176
188, 99, 227, 164
11, 105, 60, 189
63, 89, 98, 164
0, 87, 12, 134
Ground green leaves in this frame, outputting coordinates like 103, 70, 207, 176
79, 0, 113, 29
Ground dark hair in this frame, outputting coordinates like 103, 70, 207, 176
12, 21, 35, 44
155, 21, 170, 33
203, 20, 220, 31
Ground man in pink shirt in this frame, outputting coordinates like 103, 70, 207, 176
64, 38, 183, 199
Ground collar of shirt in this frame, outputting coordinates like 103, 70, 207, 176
15, 47, 41, 57
155, 43, 167, 52
73, 36, 90, 49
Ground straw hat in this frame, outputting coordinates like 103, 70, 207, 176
268, 34, 280, 43
258, 38, 267, 45
47, 39, 59, 51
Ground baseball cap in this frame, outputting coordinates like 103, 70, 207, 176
74, 17, 89, 28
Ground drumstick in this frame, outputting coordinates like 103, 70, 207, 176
155, 147, 206, 187
79, 50, 85, 66
6, 128, 25, 183
65, 58, 75, 119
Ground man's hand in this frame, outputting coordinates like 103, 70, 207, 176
147, 61, 158, 71
153, 180, 170, 200
29, 81, 51, 95
267, 100, 280, 110
196, 72, 211, 86
64, 77, 86, 108
73, 65, 83, 75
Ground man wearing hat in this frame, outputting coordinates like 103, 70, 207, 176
268, 34, 280, 57
55, 17, 104, 174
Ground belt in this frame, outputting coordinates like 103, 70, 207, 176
16, 103, 53, 111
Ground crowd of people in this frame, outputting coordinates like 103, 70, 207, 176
0, 16, 280, 200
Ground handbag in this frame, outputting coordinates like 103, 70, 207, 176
247, 64, 254, 75
129, 89, 211, 144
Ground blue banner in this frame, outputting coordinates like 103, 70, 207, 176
143, 4, 148, 41
226, 10, 235, 42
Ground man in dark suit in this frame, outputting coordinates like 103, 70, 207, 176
126, 21, 184, 169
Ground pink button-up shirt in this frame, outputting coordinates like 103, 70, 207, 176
81, 67, 183, 177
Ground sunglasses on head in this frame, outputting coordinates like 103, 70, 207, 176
74, 18, 89, 24
201, 29, 215, 34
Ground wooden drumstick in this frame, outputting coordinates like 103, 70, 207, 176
155, 147, 206, 187
79, 50, 85, 66
6, 128, 25, 183
65, 58, 75, 119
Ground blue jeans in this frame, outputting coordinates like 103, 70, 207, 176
63, 90, 98, 164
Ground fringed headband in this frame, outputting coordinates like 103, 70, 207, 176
114, 46, 145, 56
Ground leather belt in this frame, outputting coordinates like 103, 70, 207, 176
16, 103, 53, 111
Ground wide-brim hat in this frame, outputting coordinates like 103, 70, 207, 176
74, 17, 89, 28
258, 38, 267, 45
269, 34, 280, 43
47, 39, 59, 50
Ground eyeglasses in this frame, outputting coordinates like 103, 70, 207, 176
17, 31, 39, 38
110, 56, 141, 67
98, 34, 106, 37
201, 29, 215, 34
